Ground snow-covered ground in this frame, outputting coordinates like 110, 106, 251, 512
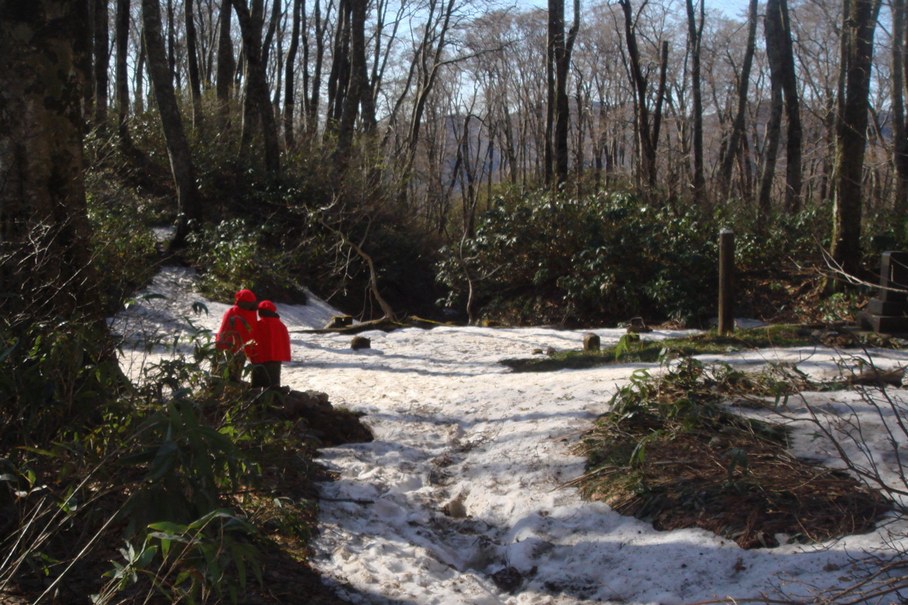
112, 266, 908, 605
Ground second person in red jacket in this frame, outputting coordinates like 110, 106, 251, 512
249, 300, 291, 389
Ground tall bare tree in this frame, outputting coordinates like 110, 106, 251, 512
1, 0, 100, 324
116, 0, 133, 150
335, 0, 375, 165
303, 0, 331, 137
758, 0, 785, 221
216, 0, 236, 129
284, 0, 302, 148
685, 0, 704, 201
830, 0, 882, 277
231, 0, 282, 176
760, 0, 802, 217
717, 0, 758, 203
142, 0, 201, 249
892, 0, 908, 217
166, 0, 179, 86
619, 0, 668, 189
185, 0, 205, 130
93, 0, 110, 127
394, 0, 459, 203
546, 0, 580, 186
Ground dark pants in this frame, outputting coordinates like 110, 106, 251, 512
251, 361, 282, 389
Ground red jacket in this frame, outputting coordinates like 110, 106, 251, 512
249, 300, 291, 364
215, 289, 258, 353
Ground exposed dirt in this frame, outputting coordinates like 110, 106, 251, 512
575, 360, 893, 550
582, 428, 891, 549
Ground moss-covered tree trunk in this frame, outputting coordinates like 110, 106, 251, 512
0, 0, 98, 324
0, 1, 124, 446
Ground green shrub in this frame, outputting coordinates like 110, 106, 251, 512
437, 190, 717, 325
0, 320, 126, 449
186, 219, 308, 304
86, 191, 160, 315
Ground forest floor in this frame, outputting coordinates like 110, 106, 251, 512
0, 260, 900, 605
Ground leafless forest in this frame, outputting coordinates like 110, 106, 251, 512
78, 0, 895, 273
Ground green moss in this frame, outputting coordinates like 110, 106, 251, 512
501, 325, 903, 373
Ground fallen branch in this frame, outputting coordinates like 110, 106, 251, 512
292, 315, 451, 335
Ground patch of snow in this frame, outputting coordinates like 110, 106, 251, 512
113, 267, 908, 604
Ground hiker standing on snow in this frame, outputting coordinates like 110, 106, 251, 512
215, 288, 258, 381
249, 300, 291, 389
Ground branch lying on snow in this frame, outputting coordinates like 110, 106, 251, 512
292, 315, 449, 335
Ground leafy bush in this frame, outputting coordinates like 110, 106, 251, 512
437, 190, 717, 325
186, 218, 308, 304
86, 188, 160, 315
728, 202, 830, 270
98, 510, 261, 605
0, 320, 125, 449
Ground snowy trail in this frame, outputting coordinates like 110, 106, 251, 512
294, 328, 908, 605
113, 267, 908, 605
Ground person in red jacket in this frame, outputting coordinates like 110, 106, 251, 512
214, 289, 258, 381
249, 300, 291, 389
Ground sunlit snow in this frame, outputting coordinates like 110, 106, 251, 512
112, 266, 908, 605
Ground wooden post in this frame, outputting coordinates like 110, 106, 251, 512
718, 228, 734, 335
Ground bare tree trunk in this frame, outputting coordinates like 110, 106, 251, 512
718, 0, 757, 203
116, 0, 133, 149
651, 40, 669, 184
1, 0, 101, 323
892, 0, 908, 217
326, 0, 351, 130
142, 0, 201, 250
81, 0, 95, 124
758, 0, 790, 221
619, 0, 666, 189
305, 0, 329, 138
550, 0, 579, 186
544, 0, 558, 186
216, 0, 236, 130
116, 0, 152, 171
231, 0, 282, 176
831, 0, 882, 278
166, 0, 179, 87
284, 0, 302, 148
336, 0, 374, 165
396, 0, 457, 203
263, 0, 282, 68
94, 0, 110, 127
757, 63, 783, 222
778, 0, 802, 214
134, 37, 145, 113
185, 0, 204, 131
685, 0, 704, 201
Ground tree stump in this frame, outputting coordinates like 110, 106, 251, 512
351, 335, 371, 350
627, 317, 652, 333
583, 333, 600, 351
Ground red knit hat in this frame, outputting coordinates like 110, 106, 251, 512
235, 289, 257, 303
